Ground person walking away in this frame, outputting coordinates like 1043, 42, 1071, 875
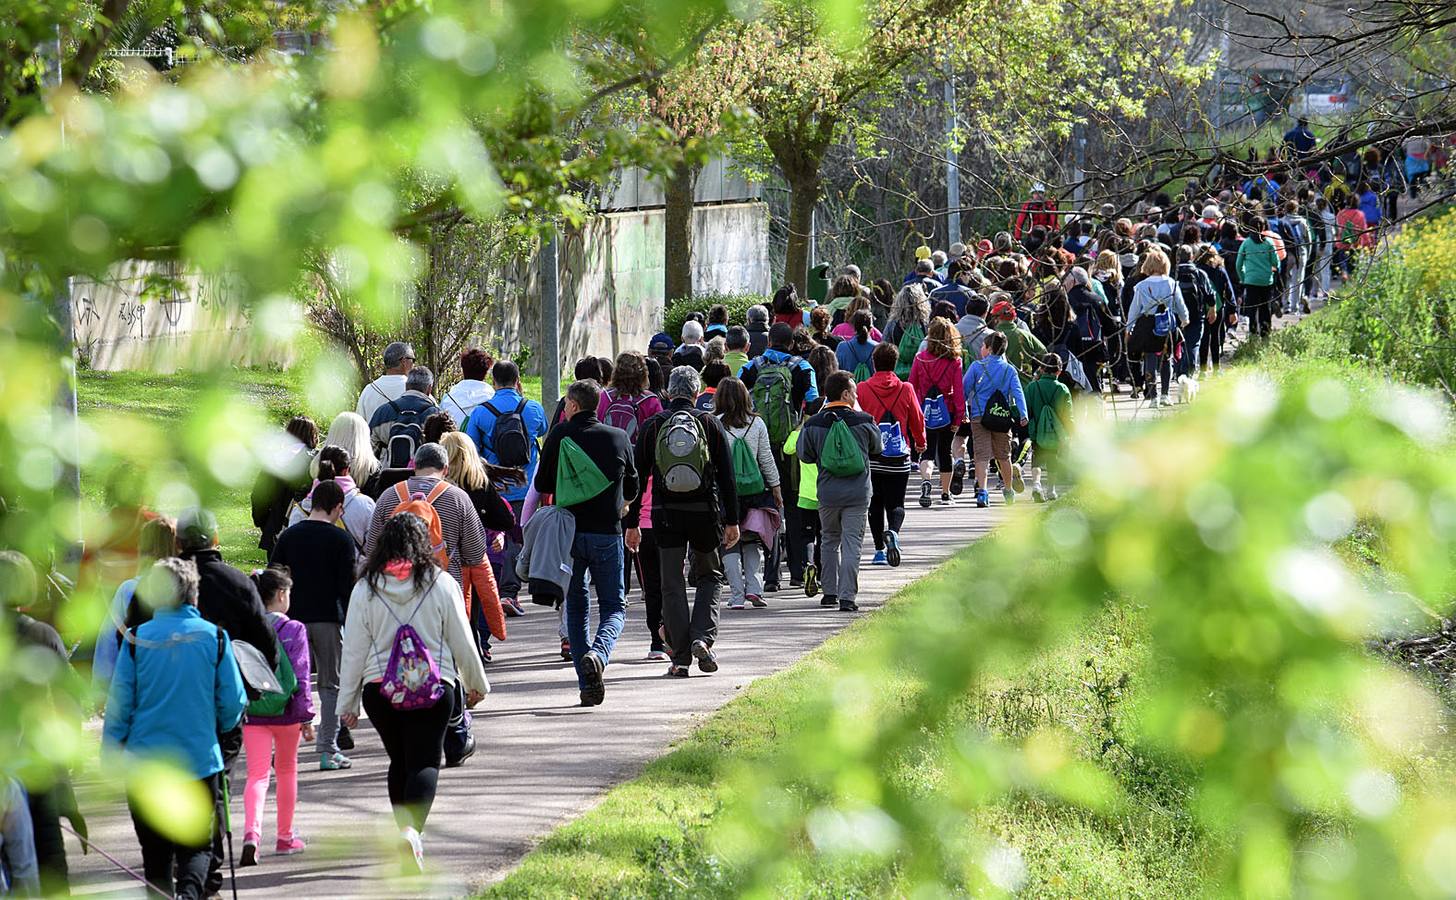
988, 300, 1048, 381
1313, 196, 1337, 298
1013, 183, 1058, 240
440, 349, 496, 426
94, 515, 177, 693
908, 318, 965, 507
964, 332, 1030, 508
317, 412, 382, 498
440, 432, 513, 664
465, 360, 548, 616
105, 558, 248, 900
834, 311, 879, 381
1194, 244, 1234, 374
239, 566, 314, 867
884, 284, 930, 379
724, 326, 752, 377
0, 775, 39, 895
1024, 354, 1074, 502
627, 367, 739, 676
1235, 217, 1280, 338
745, 305, 771, 357
856, 342, 925, 567
796, 372, 881, 611
285, 445, 376, 552
356, 341, 415, 425
337, 515, 488, 873
714, 378, 782, 609
1275, 200, 1311, 315
369, 366, 442, 467
1332, 195, 1370, 281
1173, 245, 1217, 380
1125, 248, 1189, 405
271, 480, 358, 771
672, 320, 709, 371
770, 284, 805, 328
250, 416, 318, 555
533, 379, 638, 704
1065, 267, 1111, 394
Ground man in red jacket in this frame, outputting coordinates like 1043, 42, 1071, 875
1013, 183, 1059, 241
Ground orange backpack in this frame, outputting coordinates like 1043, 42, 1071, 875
392, 481, 451, 571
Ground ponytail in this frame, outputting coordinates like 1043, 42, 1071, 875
852, 310, 872, 343
317, 444, 351, 481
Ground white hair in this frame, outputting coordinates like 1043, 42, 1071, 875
681, 320, 704, 343
931, 250, 947, 267
316, 411, 379, 483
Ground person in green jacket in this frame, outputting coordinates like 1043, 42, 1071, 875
988, 299, 1047, 382
1235, 216, 1281, 338
1024, 354, 1073, 503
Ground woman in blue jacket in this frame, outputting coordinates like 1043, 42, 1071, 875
963, 331, 1029, 509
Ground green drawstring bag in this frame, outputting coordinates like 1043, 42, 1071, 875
730, 431, 765, 496
556, 437, 612, 507
820, 417, 866, 477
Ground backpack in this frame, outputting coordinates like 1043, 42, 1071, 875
484, 399, 531, 468
246, 621, 299, 718
1153, 303, 1174, 337
694, 390, 716, 412
1031, 401, 1066, 450
728, 426, 766, 497
1340, 216, 1359, 246
820, 414, 867, 477
376, 587, 445, 711
602, 390, 645, 444
1074, 297, 1103, 343
1176, 267, 1212, 316
391, 481, 451, 571
385, 400, 435, 469
976, 361, 1017, 433
750, 360, 797, 446
845, 340, 875, 383
894, 323, 925, 378
921, 385, 952, 430
656, 409, 709, 494
555, 437, 612, 507
877, 411, 907, 459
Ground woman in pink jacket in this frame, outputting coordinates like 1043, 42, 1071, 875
907, 317, 966, 508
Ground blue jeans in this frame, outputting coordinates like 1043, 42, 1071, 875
565, 532, 626, 689
1178, 317, 1202, 377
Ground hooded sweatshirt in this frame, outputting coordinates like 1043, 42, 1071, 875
441, 379, 495, 426
907, 351, 966, 428
336, 567, 490, 719
286, 475, 376, 548
856, 372, 926, 464
245, 612, 316, 726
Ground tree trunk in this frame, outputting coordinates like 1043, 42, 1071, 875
784, 171, 820, 296
663, 159, 698, 302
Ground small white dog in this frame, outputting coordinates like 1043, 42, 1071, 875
1176, 374, 1200, 404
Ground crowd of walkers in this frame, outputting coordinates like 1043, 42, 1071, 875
4, 155, 1373, 897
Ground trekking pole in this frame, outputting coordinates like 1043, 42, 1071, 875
221, 775, 240, 900
57, 821, 172, 899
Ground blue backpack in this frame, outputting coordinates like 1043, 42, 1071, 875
876, 412, 907, 458
1153, 305, 1174, 337
921, 386, 952, 430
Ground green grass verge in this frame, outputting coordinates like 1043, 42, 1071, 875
484, 538, 1208, 899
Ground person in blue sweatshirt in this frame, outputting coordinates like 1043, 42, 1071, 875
962, 331, 1029, 509
104, 557, 247, 900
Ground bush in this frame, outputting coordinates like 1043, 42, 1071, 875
662, 292, 771, 343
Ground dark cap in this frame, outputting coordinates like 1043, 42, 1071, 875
177, 507, 220, 553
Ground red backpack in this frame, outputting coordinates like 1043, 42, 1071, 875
391, 481, 451, 571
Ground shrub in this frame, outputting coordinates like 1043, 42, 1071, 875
662, 292, 771, 343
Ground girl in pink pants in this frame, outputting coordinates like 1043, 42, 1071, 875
240, 566, 315, 867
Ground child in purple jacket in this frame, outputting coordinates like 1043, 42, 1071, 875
240, 566, 315, 866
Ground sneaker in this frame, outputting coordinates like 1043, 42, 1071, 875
1011, 464, 1025, 493
1049, 485, 1060, 501
788, 579, 803, 589
275, 836, 306, 856
885, 531, 901, 567
950, 461, 966, 496
727, 598, 746, 610
579, 652, 605, 706
763, 582, 780, 594
480, 646, 493, 664
1032, 486, 1046, 503
838, 598, 859, 612
401, 827, 424, 874
560, 638, 571, 661
240, 841, 259, 868
1003, 489, 1015, 505
664, 664, 690, 678
645, 648, 669, 661
871, 550, 888, 566
918, 480, 934, 508
939, 493, 955, 506
1159, 394, 1171, 407
319, 752, 352, 771
444, 733, 475, 769
503, 597, 526, 617
804, 564, 820, 597
975, 489, 990, 508
336, 725, 354, 752
691, 639, 719, 673
820, 593, 839, 608
747, 594, 768, 608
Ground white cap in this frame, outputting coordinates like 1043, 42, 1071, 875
1031, 182, 1046, 194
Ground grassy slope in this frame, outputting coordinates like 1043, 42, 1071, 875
485, 540, 1208, 899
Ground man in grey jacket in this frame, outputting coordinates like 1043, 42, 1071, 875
796, 371, 882, 612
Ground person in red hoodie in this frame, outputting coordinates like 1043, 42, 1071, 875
908, 317, 966, 508
856, 342, 926, 567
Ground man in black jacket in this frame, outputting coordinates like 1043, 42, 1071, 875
534, 379, 639, 708
174, 507, 275, 896
626, 366, 739, 677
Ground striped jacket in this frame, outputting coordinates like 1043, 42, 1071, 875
362, 476, 487, 589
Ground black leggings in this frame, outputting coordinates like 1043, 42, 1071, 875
923, 426, 954, 472
868, 469, 910, 550
363, 682, 456, 831
1244, 283, 1273, 337
636, 528, 664, 650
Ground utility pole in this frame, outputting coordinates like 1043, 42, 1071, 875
539, 231, 561, 412
944, 65, 961, 249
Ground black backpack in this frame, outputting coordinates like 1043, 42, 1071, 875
486, 399, 531, 467
1175, 266, 1213, 317
386, 401, 436, 468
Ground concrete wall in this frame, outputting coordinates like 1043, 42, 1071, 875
71, 262, 292, 372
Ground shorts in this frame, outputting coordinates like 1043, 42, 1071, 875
971, 418, 1012, 465
955, 421, 976, 438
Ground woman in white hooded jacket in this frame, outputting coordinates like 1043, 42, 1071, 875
337, 513, 488, 871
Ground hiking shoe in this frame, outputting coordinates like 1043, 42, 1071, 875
336, 725, 354, 751
691, 640, 719, 673
319, 752, 352, 771
975, 489, 989, 508
240, 842, 259, 868
1003, 489, 1016, 505
560, 639, 572, 661
1032, 486, 1046, 503
804, 564, 820, 597
646, 648, 669, 661
838, 598, 859, 612
503, 598, 526, 617
871, 550, 888, 566
579, 652, 605, 706
918, 481, 934, 508
664, 664, 690, 678
275, 836, 307, 856
885, 531, 901, 567
939, 493, 955, 506
747, 594, 768, 608
1011, 464, 1026, 493
950, 461, 966, 496
821, 593, 839, 608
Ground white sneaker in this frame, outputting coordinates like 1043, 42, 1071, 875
1159, 394, 1171, 407
938, 493, 955, 506
401, 827, 424, 873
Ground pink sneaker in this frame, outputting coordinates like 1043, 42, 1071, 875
275, 835, 307, 856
